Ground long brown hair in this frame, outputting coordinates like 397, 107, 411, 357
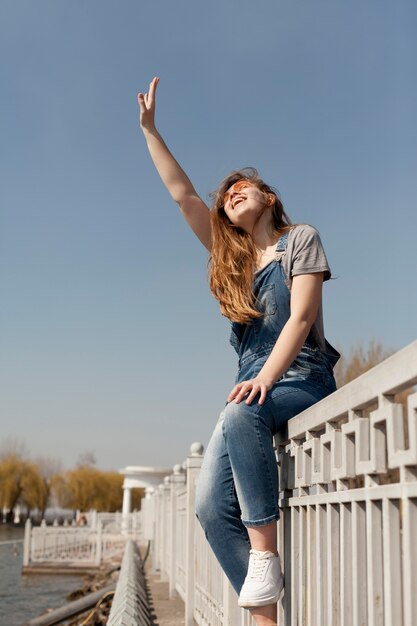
208, 167, 295, 324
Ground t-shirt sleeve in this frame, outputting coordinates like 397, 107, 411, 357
290, 224, 331, 281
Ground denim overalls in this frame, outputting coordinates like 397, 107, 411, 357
195, 230, 341, 596
230, 229, 341, 388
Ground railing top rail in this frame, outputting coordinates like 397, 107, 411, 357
279, 339, 417, 442
31, 526, 91, 534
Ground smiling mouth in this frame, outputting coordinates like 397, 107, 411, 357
233, 197, 245, 208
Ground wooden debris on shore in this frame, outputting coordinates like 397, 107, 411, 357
21, 583, 116, 626
22, 562, 121, 626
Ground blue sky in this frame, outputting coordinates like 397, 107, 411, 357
1, 0, 416, 471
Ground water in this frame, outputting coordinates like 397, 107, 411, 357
0, 526, 84, 626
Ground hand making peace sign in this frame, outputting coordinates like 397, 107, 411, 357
137, 76, 159, 131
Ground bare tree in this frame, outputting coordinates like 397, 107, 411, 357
33, 456, 64, 516
76, 450, 97, 468
0, 436, 28, 461
333, 337, 415, 416
333, 337, 396, 388
35, 456, 64, 479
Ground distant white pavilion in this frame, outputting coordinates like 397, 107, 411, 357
119, 465, 171, 518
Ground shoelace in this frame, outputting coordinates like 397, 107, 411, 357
247, 553, 271, 580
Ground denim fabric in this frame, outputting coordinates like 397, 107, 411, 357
230, 230, 341, 385
194, 230, 341, 595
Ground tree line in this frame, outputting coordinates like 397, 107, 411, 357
0, 449, 144, 521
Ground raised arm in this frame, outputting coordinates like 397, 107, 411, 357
137, 77, 212, 251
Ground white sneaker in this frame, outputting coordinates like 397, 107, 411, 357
238, 549, 285, 608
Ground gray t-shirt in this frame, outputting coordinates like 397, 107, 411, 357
281, 223, 332, 353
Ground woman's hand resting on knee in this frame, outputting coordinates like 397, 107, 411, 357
227, 376, 273, 406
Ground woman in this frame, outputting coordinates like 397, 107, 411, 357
138, 77, 340, 626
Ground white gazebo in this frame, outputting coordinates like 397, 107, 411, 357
119, 465, 171, 518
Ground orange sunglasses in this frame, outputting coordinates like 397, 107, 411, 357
223, 180, 252, 205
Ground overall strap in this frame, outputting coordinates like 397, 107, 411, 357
274, 230, 290, 261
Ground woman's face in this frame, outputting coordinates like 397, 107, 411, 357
223, 180, 269, 231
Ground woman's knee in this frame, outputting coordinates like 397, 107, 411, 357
195, 470, 217, 521
195, 484, 218, 529
221, 401, 259, 437
195, 465, 234, 529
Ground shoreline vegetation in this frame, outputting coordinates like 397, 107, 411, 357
0, 452, 146, 526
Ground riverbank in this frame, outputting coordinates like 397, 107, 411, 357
0, 530, 188, 626
29, 543, 196, 626
22, 556, 122, 626
0, 527, 83, 626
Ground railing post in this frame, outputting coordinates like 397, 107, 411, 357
222, 571, 231, 626
169, 464, 186, 599
141, 488, 157, 573
40, 519, 46, 557
23, 518, 31, 567
141, 487, 155, 541
157, 483, 165, 577
95, 520, 102, 566
160, 476, 171, 582
121, 487, 132, 534
185, 442, 204, 626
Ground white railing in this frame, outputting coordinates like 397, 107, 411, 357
141, 339, 417, 626
23, 511, 142, 568
84, 510, 142, 534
